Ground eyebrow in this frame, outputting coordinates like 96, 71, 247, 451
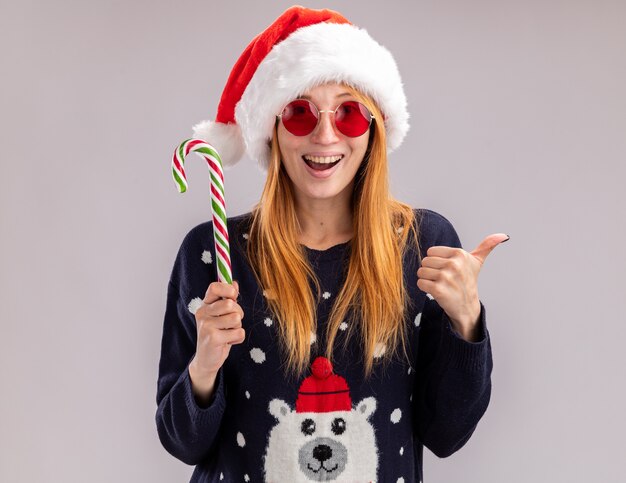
299, 92, 352, 100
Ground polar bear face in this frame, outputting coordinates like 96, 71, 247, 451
264, 397, 378, 482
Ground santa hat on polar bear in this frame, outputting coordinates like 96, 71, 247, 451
295, 356, 352, 413
192, 5, 409, 171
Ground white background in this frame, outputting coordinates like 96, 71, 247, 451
1, 0, 625, 481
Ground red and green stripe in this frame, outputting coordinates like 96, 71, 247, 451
171, 138, 232, 284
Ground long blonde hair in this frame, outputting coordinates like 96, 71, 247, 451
246, 84, 421, 379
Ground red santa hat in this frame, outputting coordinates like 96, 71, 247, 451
296, 356, 352, 413
192, 5, 410, 171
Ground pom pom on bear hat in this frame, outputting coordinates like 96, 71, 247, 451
192, 5, 410, 171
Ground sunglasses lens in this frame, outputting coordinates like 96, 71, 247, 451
335, 101, 372, 137
280, 100, 318, 136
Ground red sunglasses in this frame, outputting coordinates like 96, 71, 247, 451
277, 99, 375, 137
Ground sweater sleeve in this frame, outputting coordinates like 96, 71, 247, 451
155, 225, 227, 465
412, 210, 494, 458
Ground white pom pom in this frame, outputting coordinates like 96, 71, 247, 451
191, 120, 246, 168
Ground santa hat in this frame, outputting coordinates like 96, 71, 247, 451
192, 5, 409, 171
296, 356, 352, 413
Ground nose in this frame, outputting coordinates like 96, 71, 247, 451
310, 111, 340, 144
313, 444, 332, 462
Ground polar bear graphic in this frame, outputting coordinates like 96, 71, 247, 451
263, 357, 378, 482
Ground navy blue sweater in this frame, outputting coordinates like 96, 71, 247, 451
156, 208, 493, 482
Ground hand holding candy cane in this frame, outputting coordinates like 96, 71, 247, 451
172, 138, 233, 285
172, 139, 243, 405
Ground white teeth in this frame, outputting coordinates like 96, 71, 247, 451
303, 155, 343, 164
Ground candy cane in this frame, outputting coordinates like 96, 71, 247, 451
172, 138, 232, 285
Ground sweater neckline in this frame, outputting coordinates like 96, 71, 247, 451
302, 240, 351, 262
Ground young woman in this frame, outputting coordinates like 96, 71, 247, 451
156, 6, 506, 482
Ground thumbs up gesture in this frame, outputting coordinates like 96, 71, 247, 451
417, 233, 509, 342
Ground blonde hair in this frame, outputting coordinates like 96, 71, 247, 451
246, 84, 421, 379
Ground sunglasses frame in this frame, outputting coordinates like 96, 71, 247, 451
276, 99, 376, 137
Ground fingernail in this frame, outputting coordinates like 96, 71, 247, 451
502, 235, 510, 243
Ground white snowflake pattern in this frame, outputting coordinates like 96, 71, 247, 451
264, 317, 273, 327
410, 394, 413, 402
407, 367, 412, 375
310, 332, 317, 345
201, 250, 213, 264
390, 408, 402, 424
373, 342, 386, 359
414, 312, 422, 327
250, 348, 266, 364
187, 297, 203, 315
396, 226, 404, 234
426, 293, 434, 300
339, 321, 348, 331
245, 391, 250, 399
322, 291, 331, 299
397, 478, 405, 483
237, 432, 246, 447
400, 446, 404, 456
242, 233, 249, 240
220, 473, 224, 481
244, 475, 250, 482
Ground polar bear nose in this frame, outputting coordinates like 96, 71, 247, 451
313, 444, 332, 462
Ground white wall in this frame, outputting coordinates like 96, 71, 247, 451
1, 1, 625, 481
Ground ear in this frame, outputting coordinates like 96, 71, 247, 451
269, 399, 292, 421
356, 397, 377, 419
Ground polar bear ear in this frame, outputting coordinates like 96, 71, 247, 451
269, 399, 292, 421
356, 397, 377, 419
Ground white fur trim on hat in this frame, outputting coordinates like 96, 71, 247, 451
191, 120, 246, 169
235, 22, 410, 170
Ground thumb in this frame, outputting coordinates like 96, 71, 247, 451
470, 233, 510, 265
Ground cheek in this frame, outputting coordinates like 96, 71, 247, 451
277, 130, 301, 165
280, 148, 300, 173
277, 146, 303, 183
353, 132, 370, 155
349, 137, 370, 166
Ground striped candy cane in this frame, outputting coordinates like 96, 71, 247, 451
172, 138, 232, 285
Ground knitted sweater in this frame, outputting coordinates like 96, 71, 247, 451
155, 208, 493, 483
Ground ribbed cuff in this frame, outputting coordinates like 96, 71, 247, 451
440, 301, 491, 372
182, 365, 227, 425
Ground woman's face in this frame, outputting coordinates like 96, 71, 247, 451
276, 83, 371, 207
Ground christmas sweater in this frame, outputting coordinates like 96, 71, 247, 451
155, 208, 493, 483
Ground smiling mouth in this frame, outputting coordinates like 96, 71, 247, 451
307, 462, 339, 473
302, 155, 343, 171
